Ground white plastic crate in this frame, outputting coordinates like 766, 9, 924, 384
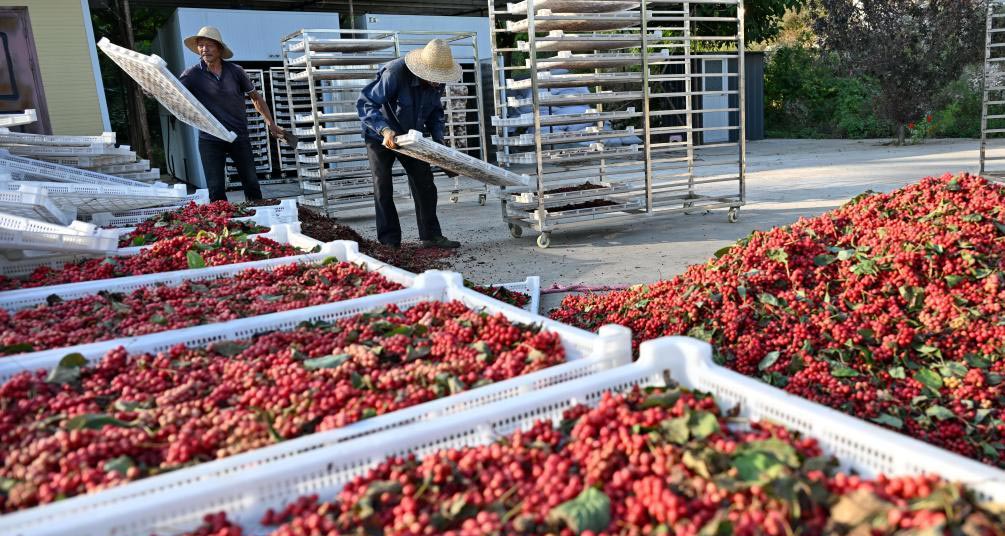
520, 30, 654, 52
0, 151, 158, 188
492, 107, 638, 127
0, 130, 117, 147
82, 190, 215, 228
0, 110, 37, 128
0, 180, 189, 215
0, 185, 76, 225
393, 130, 530, 187
23, 334, 1004, 536
0, 237, 410, 315
97, 38, 236, 143
117, 168, 160, 181
0, 212, 119, 254
5, 144, 128, 157
0, 222, 311, 282
506, 71, 642, 90
289, 37, 395, 53
0, 272, 631, 536
493, 275, 541, 315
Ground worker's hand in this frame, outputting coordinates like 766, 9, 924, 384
382, 129, 399, 150
268, 123, 286, 138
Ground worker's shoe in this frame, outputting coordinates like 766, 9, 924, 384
421, 236, 461, 249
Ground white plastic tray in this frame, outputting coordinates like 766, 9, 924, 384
0, 184, 76, 225
508, 10, 644, 32
117, 169, 160, 181
393, 130, 530, 187
81, 190, 212, 227
534, 51, 670, 70
507, 71, 643, 90
508, 0, 639, 14
289, 68, 379, 81
0, 130, 117, 147
0, 151, 158, 188
0, 180, 189, 215
499, 144, 640, 165
288, 52, 397, 66
0, 237, 406, 315
97, 38, 236, 143
288, 37, 395, 53
0, 272, 631, 536
0, 110, 37, 128
0, 211, 119, 254
492, 275, 541, 315
492, 107, 638, 127
5, 144, 126, 157
29, 335, 1003, 536
0, 221, 307, 282
520, 31, 654, 52
507, 91, 642, 108
294, 111, 359, 124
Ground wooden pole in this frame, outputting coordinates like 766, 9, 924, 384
114, 0, 152, 159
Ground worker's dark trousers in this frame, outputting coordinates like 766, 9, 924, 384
365, 141, 442, 247
199, 136, 263, 202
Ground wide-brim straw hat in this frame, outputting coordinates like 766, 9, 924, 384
404, 39, 463, 84
184, 26, 234, 60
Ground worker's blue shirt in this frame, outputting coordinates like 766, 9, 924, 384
357, 58, 445, 144
179, 60, 254, 141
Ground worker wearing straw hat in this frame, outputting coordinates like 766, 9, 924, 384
357, 39, 463, 250
180, 26, 287, 202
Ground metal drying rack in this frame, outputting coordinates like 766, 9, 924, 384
489, 0, 746, 248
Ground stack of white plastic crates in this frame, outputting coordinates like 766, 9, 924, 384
0, 130, 161, 183
0, 262, 630, 535
224, 69, 273, 189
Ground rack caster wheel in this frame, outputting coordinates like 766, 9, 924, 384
537, 233, 551, 249
450, 194, 459, 203
508, 224, 523, 238
728, 207, 739, 223
478, 194, 487, 206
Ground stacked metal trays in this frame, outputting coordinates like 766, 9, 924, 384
224, 69, 273, 189
489, 0, 747, 248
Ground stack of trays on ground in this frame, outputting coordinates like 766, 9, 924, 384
0, 109, 38, 128
0, 211, 119, 256
0, 129, 161, 183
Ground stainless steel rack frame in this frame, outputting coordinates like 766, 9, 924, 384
280, 28, 490, 216
490, 0, 746, 248
981, 0, 1005, 180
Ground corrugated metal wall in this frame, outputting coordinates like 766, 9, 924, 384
20, 0, 108, 135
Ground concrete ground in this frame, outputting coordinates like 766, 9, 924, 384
231, 138, 982, 313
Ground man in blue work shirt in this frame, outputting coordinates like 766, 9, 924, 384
179, 26, 286, 202
357, 39, 462, 249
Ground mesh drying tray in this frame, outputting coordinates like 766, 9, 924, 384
0, 130, 117, 147
508, 11, 644, 33
494, 127, 637, 146
0, 180, 189, 215
507, 71, 642, 89
0, 184, 76, 225
0, 272, 631, 536
519, 31, 652, 52
499, 144, 640, 165
393, 130, 530, 187
288, 37, 396, 53
97, 38, 236, 143
507, 90, 642, 107
0, 212, 119, 254
287, 53, 397, 67
492, 107, 638, 127
533, 50, 670, 70
294, 111, 360, 124
0, 152, 159, 188
289, 68, 379, 81
508, 0, 640, 14
0, 110, 37, 128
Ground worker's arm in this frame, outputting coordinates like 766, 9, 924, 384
249, 90, 284, 138
357, 68, 398, 148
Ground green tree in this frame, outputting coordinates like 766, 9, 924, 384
811, 0, 985, 145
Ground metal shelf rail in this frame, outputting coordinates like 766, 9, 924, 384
280, 28, 490, 217
981, 0, 1005, 180
489, 0, 746, 248
225, 69, 273, 189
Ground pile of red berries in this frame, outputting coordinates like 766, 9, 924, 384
116, 201, 267, 247
463, 281, 530, 309
177, 388, 1005, 535
0, 259, 403, 356
0, 301, 565, 512
0, 234, 304, 291
551, 174, 1005, 468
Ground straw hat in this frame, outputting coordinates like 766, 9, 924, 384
404, 39, 463, 84
184, 26, 234, 60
